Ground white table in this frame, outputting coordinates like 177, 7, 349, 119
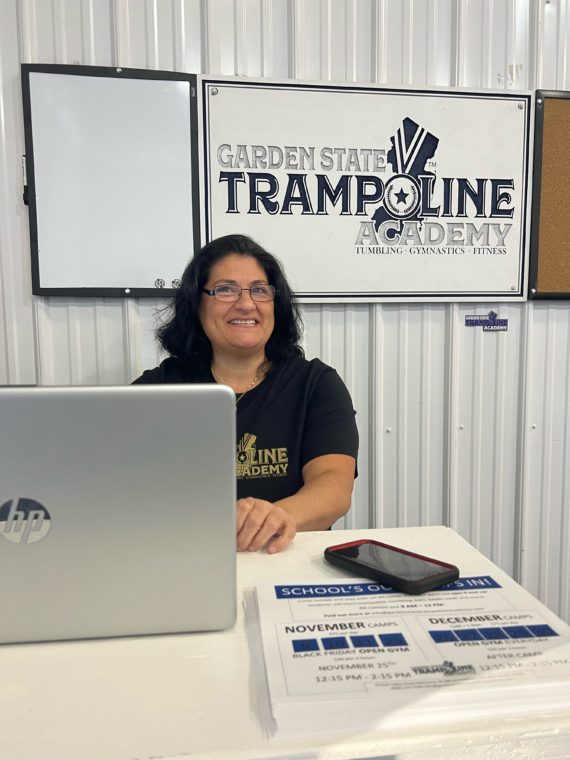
1, 526, 569, 759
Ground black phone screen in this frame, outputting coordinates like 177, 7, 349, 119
331, 542, 451, 581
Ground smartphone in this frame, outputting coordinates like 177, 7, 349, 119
324, 539, 459, 595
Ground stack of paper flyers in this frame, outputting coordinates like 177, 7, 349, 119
246, 573, 570, 737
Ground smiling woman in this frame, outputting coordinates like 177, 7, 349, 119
133, 235, 359, 553
199, 255, 276, 366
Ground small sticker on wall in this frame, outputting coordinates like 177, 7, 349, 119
465, 311, 508, 332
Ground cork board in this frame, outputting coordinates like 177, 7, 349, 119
530, 92, 570, 298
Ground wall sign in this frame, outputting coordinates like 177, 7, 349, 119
200, 78, 533, 302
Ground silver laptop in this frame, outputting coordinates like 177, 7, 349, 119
0, 384, 236, 643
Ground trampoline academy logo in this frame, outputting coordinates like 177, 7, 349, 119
216, 115, 516, 256
236, 433, 288, 480
465, 310, 509, 332
411, 660, 476, 677
0, 497, 51, 544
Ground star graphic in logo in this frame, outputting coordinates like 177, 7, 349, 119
395, 187, 409, 205
371, 117, 439, 232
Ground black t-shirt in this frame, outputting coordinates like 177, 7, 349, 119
133, 356, 358, 502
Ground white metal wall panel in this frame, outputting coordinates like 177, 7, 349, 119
372, 303, 448, 529
1, 0, 570, 620
0, 0, 37, 385
521, 302, 570, 620
448, 302, 525, 577
539, 0, 570, 89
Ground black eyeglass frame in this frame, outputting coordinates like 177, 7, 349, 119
202, 284, 278, 302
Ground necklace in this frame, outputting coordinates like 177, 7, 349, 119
234, 371, 261, 405
211, 364, 266, 405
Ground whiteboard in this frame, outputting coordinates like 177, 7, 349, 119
22, 65, 198, 296
200, 77, 533, 302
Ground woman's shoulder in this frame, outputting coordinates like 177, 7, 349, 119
132, 356, 205, 384
270, 355, 341, 386
266, 356, 354, 416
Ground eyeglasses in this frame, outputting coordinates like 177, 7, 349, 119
202, 284, 277, 302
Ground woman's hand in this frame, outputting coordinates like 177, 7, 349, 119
236, 497, 297, 554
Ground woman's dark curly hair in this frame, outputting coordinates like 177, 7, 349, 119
157, 234, 304, 367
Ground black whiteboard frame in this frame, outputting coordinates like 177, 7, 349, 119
21, 63, 200, 298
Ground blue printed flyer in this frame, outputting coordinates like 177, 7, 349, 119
248, 573, 570, 736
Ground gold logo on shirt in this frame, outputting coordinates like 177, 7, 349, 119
236, 433, 288, 479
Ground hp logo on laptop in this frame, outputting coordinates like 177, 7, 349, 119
0, 498, 51, 544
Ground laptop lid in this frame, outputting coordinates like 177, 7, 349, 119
0, 384, 236, 643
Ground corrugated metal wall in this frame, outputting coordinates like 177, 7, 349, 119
1, 0, 569, 622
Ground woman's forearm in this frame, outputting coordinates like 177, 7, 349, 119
276, 454, 356, 531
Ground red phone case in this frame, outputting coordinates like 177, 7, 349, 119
324, 539, 459, 594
